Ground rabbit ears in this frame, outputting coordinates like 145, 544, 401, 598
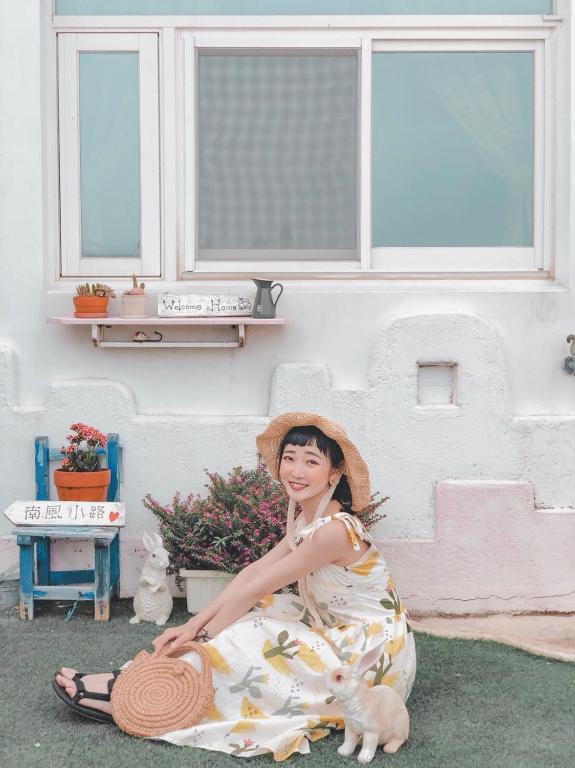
143, 531, 164, 552
352, 640, 387, 678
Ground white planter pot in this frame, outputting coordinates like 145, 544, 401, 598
121, 294, 147, 317
179, 569, 234, 614
0, 579, 19, 609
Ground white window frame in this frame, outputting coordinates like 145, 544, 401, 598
180, 32, 363, 275
368, 37, 551, 274
58, 32, 161, 277
181, 27, 555, 277
49, 11, 564, 283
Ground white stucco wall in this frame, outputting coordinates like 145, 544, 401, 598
1, 1, 574, 614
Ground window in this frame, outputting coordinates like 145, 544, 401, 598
54, 1, 553, 16
58, 33, 160, 277
191, 47, 358, 272
52, 11, 561, 280
369, 42, 543, 272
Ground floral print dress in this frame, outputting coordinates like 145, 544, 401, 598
147, 511, 416, 761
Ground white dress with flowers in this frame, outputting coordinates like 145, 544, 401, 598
143, 512, 416, 761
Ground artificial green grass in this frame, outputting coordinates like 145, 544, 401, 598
1, 599, 573, 768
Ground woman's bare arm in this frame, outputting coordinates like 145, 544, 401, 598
191, 520, 352, 643
186, 534, 291, 624
152, 534, 294, 653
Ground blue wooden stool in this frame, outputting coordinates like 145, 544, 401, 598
12, 434, 121, 621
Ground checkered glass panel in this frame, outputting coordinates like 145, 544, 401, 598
197, 51, 358, 261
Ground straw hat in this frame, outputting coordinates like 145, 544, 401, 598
256, 412, 370, 510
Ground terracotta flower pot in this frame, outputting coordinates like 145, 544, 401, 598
73, 295, 109, 318
53, 469, 111, 501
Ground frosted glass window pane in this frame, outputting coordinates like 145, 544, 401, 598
372, 52, 533, 247
79, 52, 141, 258
198, 52, 357, 261
56, 1, 552, 15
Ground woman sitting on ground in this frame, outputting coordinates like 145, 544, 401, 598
54, 412, 416, 760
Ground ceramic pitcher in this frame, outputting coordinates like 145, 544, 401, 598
251, 279, 284, 319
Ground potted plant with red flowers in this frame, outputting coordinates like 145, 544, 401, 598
53, 423, 111, 501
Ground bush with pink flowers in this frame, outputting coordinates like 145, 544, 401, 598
143, 463, 388, 583
59, 422, 107, 472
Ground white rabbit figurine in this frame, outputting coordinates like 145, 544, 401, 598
327, 640, 409, 762
130, 531, 173, 626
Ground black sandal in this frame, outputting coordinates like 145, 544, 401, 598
52, 669, 121, 724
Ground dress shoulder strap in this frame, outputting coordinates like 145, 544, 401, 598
298, 510, 373, 552
330, 511, 374, 551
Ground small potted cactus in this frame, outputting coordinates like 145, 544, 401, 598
73, 283, 116, 318
121, 274, 147, 318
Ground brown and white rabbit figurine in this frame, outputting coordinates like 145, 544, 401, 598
130, 531, 173, 626
327, 640, 409, 762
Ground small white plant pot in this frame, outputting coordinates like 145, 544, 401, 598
121, 294, 147, 318
179, 569, 234, 614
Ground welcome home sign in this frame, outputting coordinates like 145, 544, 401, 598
158, 293, 253, 317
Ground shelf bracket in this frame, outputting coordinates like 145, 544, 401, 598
90, 322, 247, 349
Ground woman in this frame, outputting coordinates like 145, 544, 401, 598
54, 412, 416, 760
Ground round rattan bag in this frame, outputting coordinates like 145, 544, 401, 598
111, 640, 214, 737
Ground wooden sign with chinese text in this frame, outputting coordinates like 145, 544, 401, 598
3, 500, 125, 527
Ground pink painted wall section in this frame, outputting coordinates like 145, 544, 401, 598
383, 480, 575, 615
2, 479, 573, 615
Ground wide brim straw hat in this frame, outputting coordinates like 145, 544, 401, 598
256, 412, 371, 511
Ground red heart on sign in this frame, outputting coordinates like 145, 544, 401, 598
109, 511, 119, 522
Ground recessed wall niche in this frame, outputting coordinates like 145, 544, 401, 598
417, 362, 458, 406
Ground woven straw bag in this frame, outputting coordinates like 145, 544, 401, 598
111, 641, 214, 737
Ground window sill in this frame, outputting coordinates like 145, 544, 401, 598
47, 276, 566, 294
178, 274, 565, 292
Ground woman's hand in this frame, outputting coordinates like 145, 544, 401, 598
151, 618, 203, 656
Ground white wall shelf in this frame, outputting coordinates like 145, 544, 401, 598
47, 316, 288, 349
